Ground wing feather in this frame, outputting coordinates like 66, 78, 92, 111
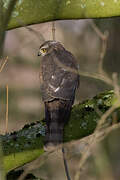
41, 48, 79, 101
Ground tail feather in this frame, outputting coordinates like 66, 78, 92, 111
44, 99, 73, 145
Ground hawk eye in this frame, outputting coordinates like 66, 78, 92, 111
41, 48, 47, 53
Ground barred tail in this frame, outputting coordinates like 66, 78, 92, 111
44, 99, 73, 146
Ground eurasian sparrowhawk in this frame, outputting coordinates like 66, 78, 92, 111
38, 40, 79, 150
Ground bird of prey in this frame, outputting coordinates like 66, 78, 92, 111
38, 41, 79, 150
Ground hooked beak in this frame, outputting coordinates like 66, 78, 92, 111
38, 51, 41, 56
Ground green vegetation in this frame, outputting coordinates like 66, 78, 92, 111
1, 90, 119, 173
64, 90, 115, 141
4, 0, 120, 30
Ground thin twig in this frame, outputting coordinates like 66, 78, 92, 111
74, 21, 119, 180
90, 20, 109, 75
99, 31, 108, 75
52, 53, 113, 86
52, 21, 56, 41
74, 103, 119, 180
95, 103, 118, 131
90, 20, 107, 40
16, 18, 45, 42
5, 85, 8, 133
17, 122, 120, 180
18, 150, 54, 180
0, 56, 8, 73
74, 72, 120, 179
112, 72, 119, 97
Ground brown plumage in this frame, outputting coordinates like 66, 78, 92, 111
38, 41, 79, 150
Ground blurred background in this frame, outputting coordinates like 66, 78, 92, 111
0, 18, 119, 134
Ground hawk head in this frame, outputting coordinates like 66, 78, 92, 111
38, 40, 63, 56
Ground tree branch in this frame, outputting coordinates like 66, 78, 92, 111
5, 0, 120, 30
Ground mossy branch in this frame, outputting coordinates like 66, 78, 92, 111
4, 0, 120, 30
1, 90, 119, 173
